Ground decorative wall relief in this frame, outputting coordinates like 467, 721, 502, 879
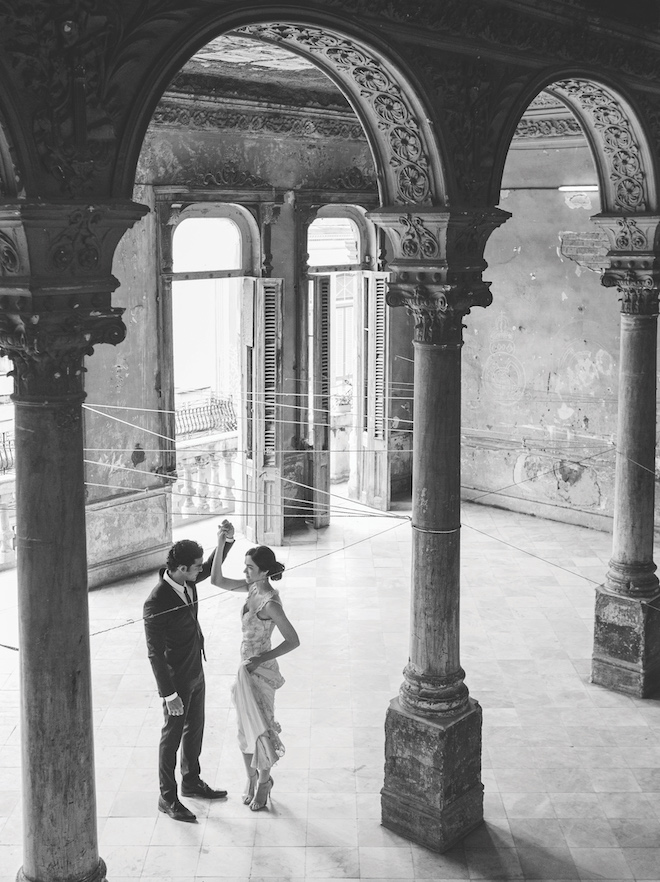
400, 215, 440, 259
201, 163, 271, 189
417, 53, 527, 204
0, 232, 21, 276
237, 24, 435, 204
0, 1, 119, 193
50, 206, 101, 271
151, 100, 366, 141
482, 311, 525, 404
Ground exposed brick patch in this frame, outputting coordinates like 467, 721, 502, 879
559, 230, 610, 271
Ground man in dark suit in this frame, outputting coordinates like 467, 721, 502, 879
144, 525, 234, 822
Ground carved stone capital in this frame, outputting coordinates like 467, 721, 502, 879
386, 280, 486, 345
593, 215, 660, 315
399, 662, 469, 716
371, 209, 508, 343
0, 200, 147, 398
0, 306, 126, 400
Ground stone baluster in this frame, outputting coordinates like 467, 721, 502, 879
209, 452, 222, 512
369, 208, 508, 852
195, 457, 211, 515
0, 487, 14, 566
591, 215, 660, 696
179, 460, 196, 517
0, 201, 147, 882
223, 450, 236, 512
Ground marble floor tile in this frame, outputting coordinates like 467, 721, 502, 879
3, 504, 660, 880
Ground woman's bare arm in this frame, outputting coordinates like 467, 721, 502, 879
210, 529, 247, 592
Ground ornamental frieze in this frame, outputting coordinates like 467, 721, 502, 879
150, 101, 366, 141
201, 164, 271, 189
512, 117, 583, 141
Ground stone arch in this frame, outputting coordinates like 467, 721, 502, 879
492, 72, 658, 215
115, 17, 448, 208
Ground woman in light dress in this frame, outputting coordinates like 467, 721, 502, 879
211, 521, 300, 810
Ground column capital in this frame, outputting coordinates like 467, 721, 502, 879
592, 214, 660, 315
0, 199, 148, 399
369, 208, 509, 344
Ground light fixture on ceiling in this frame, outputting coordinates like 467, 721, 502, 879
558, 185, 599, 191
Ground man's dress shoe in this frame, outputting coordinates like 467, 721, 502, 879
180, 779, 228, 799
158, 796, 197, 822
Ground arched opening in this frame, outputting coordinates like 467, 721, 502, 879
89, 20, 436, 564
170, 213, 243, 527
465, 76, 657, 532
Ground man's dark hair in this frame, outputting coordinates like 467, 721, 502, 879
167, 539, 204, 571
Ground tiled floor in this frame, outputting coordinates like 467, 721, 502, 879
2, 502, 660, 880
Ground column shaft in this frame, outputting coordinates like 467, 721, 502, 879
610, 314, 657, 580
15, 396, 104, 882
407, 339, 463, 694
592, 310, 660, 696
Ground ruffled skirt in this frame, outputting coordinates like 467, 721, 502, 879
231, 660, 285, 770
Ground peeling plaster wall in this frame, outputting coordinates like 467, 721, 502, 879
84, 185, 172, 585
463, 143, 631, 531
137, 122, 375, 192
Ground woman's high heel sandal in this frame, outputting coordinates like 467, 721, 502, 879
242, 772, 258, 805
249, 776, 273, 811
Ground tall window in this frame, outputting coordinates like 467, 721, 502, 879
171, 217, 242, 418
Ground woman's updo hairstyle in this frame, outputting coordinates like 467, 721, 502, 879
247, 545, 285, 581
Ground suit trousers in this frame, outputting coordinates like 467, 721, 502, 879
159, 672, 205, 801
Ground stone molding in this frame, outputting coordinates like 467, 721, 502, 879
237, 24, 438, 205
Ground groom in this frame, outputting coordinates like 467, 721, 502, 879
144, 522, 234, 822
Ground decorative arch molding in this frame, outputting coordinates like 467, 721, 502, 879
166, 201, 261, 276
544, 79, 655, 214
123, 19, 447, 208
234, 24, 444, 207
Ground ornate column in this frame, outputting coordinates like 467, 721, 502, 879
370, 208, 508, 852
591, 215, 660, 697
0, 201, 147, 882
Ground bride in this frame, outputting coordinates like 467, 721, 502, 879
211, 521, 300, 810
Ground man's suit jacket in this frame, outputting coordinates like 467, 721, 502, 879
144, 542, 233, 697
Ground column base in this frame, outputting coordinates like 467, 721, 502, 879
592, 586, 660, 697
17, 858, 106, 882
382, 697, 483, 853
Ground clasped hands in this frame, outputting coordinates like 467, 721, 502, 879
217, 519, 235, 543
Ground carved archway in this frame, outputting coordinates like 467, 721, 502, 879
494, 74, 657, 215
116, 18, 448, 208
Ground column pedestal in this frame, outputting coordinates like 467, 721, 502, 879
592, 587, 660, 696
382, 698, 483, 853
